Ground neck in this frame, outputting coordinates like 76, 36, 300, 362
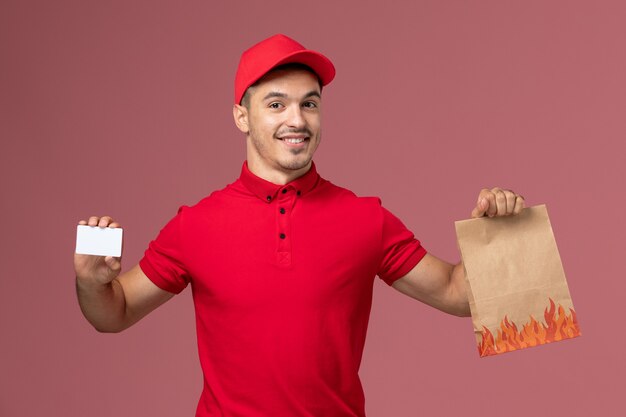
246, 157, 311, 185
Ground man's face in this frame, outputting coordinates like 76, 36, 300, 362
234, 68, 322, 179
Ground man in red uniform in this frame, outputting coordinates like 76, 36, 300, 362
75, 34, 525, 416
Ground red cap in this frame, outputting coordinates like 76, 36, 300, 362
234, 34, 336, 104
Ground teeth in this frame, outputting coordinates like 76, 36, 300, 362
283, 138, 304, 144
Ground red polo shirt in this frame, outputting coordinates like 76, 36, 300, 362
139, 162, 427, 417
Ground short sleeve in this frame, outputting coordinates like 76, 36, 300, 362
377, 206, 427, 286
139, 206, 190, 294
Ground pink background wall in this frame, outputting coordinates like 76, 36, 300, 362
1, 1, 624, 416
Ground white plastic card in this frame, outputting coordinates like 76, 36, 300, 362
75, 225, 123, 257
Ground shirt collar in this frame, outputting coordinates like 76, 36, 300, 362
239, 161, 320, 203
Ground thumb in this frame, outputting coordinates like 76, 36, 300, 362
471, 197, 488, 218
104, 256, 122, 274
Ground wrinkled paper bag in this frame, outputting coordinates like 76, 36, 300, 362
455, 204, 581, 357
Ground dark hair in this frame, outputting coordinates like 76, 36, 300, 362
240, 63, 322, 108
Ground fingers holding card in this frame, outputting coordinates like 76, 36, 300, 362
79, 216, 121, 229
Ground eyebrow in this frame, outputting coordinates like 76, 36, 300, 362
262, 90, 321, 101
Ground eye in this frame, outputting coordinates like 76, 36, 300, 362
268, 102, 283, 109
302, 101, 318, 109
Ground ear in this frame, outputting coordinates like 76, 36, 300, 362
233, 104, 249, 134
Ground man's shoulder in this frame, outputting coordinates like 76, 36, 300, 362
173, 180, 249, 216
316, 177, 384, 209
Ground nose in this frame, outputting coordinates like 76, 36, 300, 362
285, 104, 306, 129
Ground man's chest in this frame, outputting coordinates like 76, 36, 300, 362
182, 200, 381, 308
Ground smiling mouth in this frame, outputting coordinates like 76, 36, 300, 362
276, 134, 310, 145
280, 137, 307, 144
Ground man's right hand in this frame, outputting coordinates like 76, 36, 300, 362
74, 216, 174, 332
74, 216, 123, 287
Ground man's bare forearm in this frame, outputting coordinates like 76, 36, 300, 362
76, 277, 128, 332
392, 254, 471, 317
447, 262, 471, 317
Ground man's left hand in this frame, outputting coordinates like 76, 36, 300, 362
470, 187, 525, 218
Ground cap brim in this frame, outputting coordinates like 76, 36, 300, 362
272, 50, 336, 86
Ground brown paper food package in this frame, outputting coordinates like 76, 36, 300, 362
455, 204, 581, 357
